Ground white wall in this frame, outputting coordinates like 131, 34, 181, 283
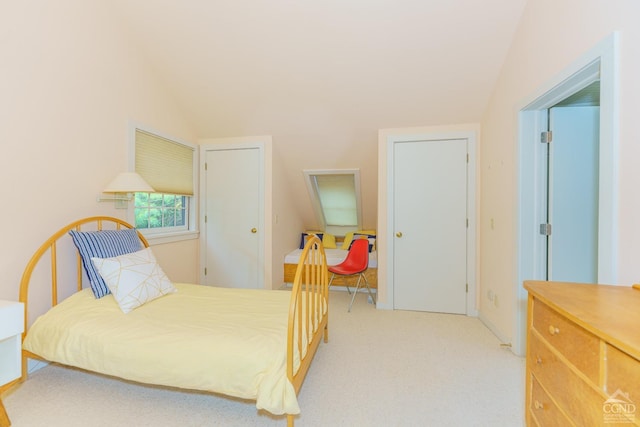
271, 144, 306, 287
479, 0, 640, 344
0, 1, 198, 306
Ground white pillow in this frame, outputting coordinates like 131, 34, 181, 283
91, 247, 176, 313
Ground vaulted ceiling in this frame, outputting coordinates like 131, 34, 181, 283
108, 1, 528, 137
107, 0, 529, 229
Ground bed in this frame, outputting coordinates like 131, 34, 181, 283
17, 216, 328, 426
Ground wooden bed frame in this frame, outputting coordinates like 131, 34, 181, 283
15, 216, 328, 427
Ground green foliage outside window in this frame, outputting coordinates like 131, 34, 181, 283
134, 193, 187, 229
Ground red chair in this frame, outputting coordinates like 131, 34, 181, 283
328, 238, 376, 311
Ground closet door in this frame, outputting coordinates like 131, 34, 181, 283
202, 145, 263, 289
392, 138, 468, 314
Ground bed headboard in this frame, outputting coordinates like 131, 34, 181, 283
19, 216, 149, 333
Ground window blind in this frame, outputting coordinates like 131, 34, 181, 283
315, 174, 357, 226
135, 129, 194, 195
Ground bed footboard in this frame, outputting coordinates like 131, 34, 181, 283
286, 236, 329, 426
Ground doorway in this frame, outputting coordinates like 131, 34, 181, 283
546, 103, 600, 283
515, 33, 618, 356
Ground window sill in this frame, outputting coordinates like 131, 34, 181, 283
141, 230, 199, 246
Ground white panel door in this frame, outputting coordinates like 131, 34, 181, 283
204, 147, 262, 288
393, 139, 467, 313
548, 106, 600, 282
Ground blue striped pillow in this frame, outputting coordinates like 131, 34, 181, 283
69, 229, 142, 298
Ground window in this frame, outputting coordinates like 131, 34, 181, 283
304, 169, 362, 236
134, 193, 187, 229
131, 127, 197, 242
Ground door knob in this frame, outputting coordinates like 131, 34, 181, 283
396, 231, 403, 238
251, 228, 257, 233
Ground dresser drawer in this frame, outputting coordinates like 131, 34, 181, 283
532, 299, 599, 383
529, 331, 605, 426
606, 344, 640, 404
529, 375, 572, 427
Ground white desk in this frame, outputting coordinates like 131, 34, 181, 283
0, 300, 24, 427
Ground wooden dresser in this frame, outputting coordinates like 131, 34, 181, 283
524, 281, 640, 426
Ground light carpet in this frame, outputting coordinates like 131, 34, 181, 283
2, 290, 525, 426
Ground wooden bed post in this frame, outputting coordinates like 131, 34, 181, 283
0, 398, 10, 427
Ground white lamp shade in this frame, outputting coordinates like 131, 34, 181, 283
103, 172, 155, 193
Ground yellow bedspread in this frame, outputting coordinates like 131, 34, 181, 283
23, 283, 301, 415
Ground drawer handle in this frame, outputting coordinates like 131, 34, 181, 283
548, 325, 560, 335
534, 400, 544, 410
536, 356, 542, 365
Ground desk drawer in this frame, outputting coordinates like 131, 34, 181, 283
532, 300, 599, 383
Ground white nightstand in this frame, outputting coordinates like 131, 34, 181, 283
0, 300, 24, 427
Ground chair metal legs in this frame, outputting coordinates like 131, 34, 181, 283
330, 272, 376, 312
348, 273, 376, 312
329, 273, 353, 294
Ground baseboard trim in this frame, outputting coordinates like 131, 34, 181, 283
478, 312, 521, 355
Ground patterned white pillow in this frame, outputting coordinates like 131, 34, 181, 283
91, 247, 177, 313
